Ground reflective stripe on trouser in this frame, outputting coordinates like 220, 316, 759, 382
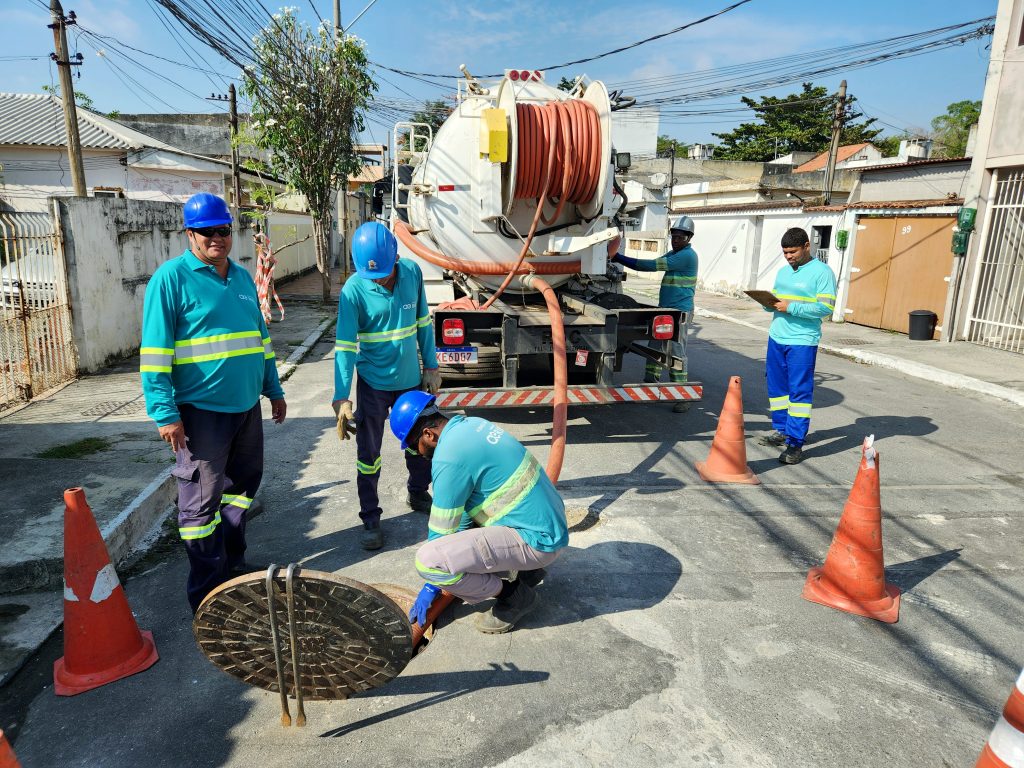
644, 317, 690, 383
355, 376, 431, 523
765, 337, 817, 447
415, 526, 561, 603
175, 402, 264, 613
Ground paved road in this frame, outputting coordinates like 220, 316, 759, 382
8, 312, 1024, 767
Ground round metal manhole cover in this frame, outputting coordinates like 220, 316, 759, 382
193, 569, 412, 701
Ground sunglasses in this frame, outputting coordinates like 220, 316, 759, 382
192, 226, 232, 238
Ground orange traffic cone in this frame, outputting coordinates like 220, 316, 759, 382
802, 436, 900, 623
0, 729, 21, 768
695, 376, 759, 484
976, 666, 1024, 767
53, 488, 159, 696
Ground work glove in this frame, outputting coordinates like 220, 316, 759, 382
421, 368, 442, 395
409, 583, 441, 626
332, 400, 356, 441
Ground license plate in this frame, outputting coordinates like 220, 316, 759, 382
437, 346, 478, 364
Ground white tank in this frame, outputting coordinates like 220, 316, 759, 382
397, 70, 619, 293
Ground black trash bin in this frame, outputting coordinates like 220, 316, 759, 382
908, 310, 937, 340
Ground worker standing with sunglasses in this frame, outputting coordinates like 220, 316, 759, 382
140, 193, 287, 613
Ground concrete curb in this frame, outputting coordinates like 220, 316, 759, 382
277, 317, 333, 382
100, 467, 177, 566
695, 308, 1024, 409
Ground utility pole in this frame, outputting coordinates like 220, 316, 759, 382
49, 0, 86, 196
333, 0, 341, 36
228, 84, 242, 212
822, 79, 847, 205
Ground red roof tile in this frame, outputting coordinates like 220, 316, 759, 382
794, 143, 869, 173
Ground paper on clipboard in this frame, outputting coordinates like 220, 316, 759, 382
744, 290, 780, 309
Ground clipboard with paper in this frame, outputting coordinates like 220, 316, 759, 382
743, 290, 781, 309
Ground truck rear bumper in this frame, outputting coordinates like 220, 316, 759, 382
435, 382, 702, 409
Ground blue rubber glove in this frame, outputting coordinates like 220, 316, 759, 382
409, 583, 441, 626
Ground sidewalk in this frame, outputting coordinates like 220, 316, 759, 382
627, 277, 1024, 408
0, 287, 336, 686
4, 272, 1022, 689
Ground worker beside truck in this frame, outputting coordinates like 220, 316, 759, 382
610, 216, 699, 412
332, 222, 442, 551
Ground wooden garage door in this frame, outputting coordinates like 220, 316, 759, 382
846, 216, 955, 337
880, 217, 956, 335
846, 217, 895, 329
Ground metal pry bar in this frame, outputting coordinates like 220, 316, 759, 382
265, 564, 291, 726
285, 563, 306, 727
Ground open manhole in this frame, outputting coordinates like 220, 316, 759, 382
565, 505, 601, 533
193, 569, 412, 701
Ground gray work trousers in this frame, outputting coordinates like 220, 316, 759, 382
415, 526, 561, 603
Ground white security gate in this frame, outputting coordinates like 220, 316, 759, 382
0, 210, 76, 410
967, 167, 1024, 353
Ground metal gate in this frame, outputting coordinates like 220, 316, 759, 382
0, 209, 77, 410
966, 167, 1024, 353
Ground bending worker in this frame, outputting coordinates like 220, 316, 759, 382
610, 216, 698, 412
759, 227, 837, 466
141, 193, 286, 613
332, 222, 441, 551
390, 391, 569, 634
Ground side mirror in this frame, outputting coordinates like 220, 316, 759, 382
615, 152, 632, 171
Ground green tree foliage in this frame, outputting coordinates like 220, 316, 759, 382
656, 135, 688, 156
556, 76, 584, 93
931, 100, 981, 158
712, 83, 883, 161
41, 84, 94, 111
242, 10, 376, 301
403, 99, 452, 151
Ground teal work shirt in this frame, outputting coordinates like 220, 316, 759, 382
140, 251, 284, 427
333, 259, 437, 401
618, 245, 698, 312
766, 257, 837, 346
426, 415, 569, 553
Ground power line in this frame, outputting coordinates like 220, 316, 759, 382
374, 0, 755, 80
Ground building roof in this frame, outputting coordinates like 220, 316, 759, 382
854, 156, 970, 174
348, 165, 385, 184
671, 196, 962, 217
842, 197, 963, 210
671, 200, 804, 215
794, 143, 869, 173
0, 93, 178, 151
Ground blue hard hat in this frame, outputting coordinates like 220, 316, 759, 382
390, 391, 439, 450
183, 193, 233, 229
352, 222, 398, 279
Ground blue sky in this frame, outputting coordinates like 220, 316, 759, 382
0, 0, 997, 146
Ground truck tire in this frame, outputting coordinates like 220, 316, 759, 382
438, 344, 502, 382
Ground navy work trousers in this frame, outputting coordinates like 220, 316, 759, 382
174, 402, 264, 613
354, 377, 431, 523
765, 337, 818, 447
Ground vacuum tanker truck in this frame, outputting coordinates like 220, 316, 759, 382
384, 67, 702, 411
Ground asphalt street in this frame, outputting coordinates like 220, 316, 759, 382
6, 311, 1024, 767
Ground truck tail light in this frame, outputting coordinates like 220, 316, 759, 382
441, 318, 465, 345
652, 315, 674, 340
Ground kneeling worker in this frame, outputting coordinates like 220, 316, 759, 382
389, 391, 569, 634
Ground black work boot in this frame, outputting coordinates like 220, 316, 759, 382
507, 568, 547, 588
360, 519, 384, 550
759, 430, 787, 447
407, 489, 432, 514
779, 444, 804, 465
474, 579, 538, 634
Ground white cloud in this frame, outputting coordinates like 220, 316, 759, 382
73, 0, 141, 42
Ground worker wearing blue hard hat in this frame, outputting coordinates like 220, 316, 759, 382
332, 221, 441, 551
141, 192, 287, 612
390, 391, 568, 634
